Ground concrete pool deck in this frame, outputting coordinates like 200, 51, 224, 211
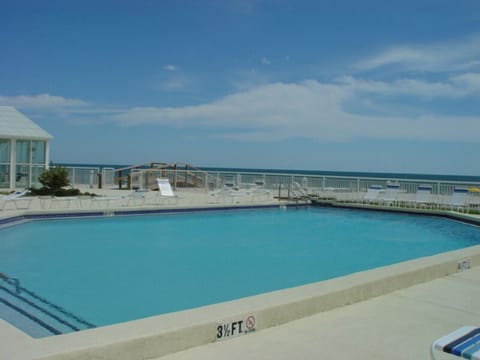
155, 265, 480, 360
1, 189, 480, 359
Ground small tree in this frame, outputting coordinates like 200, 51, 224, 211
39, 166, 70, 191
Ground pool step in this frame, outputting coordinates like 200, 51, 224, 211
0, 277, 96, 337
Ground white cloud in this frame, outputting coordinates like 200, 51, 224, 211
106, 79, 480, 142
0, 94, 88, 109
163, 64, 177, 72
336, 76, 477, 99
355, 35, 480, 73
450, 73, 480, 92
261, 57, 271, 65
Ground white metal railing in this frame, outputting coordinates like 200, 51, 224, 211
65, 167, 100, 189
61, 166, 480, 198
101, 168, 115, 188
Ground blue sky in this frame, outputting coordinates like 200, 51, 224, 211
1, 0, 479, 175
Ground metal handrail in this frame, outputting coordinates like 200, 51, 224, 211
1, 272, 96, 333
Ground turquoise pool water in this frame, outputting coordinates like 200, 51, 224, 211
1, 207, 480, 337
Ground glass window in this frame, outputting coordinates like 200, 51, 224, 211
31, 165, 45, 188
16, 140, 30, 164
0, 164, 9, 188
0, 139, 10, 163
15, 164, 29, 188
31, 141, 46, 164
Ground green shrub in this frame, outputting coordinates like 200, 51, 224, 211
29, 166, 79, 197
39, 167, 70, 191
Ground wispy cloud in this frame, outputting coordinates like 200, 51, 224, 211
4, 34, 479, 144
163, 64, 177, 72
450, 72, 480, 93
105, 78, 480, 142
355, 34, 480, 73
261, 57, 271, 65
0, 94, 88, 109
337, 75, 480, 99
154, 66, 191, 92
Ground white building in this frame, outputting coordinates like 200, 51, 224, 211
0, 106, 53, 191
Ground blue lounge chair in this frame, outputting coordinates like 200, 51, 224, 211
431, 326, 480, 359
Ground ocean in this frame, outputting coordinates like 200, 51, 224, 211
54, 162, 480, 183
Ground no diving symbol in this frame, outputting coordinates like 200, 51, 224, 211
246, 315, 256, 331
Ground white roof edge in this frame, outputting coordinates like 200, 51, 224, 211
0, 106, 53, 140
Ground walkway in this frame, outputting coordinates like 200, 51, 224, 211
156, 266, 480, 360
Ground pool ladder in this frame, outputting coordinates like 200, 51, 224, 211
0, 272, 96, 336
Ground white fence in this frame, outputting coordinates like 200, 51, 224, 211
66, 166, 480, 198
65, 167, 100, 189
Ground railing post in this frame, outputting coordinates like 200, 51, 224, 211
118, 170, 123, 189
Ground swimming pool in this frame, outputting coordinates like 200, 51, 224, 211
1, 206, 480, 337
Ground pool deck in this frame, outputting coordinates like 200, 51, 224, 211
155, 266, 480, 360
1, 188, 480, 360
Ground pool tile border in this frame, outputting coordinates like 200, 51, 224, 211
0, 204, 286, 229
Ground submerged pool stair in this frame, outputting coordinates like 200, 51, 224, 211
0, 274, 96, 337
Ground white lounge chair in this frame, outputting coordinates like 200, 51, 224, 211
251, 180, 271, 201
208, 184, 251, 204
431, 326, 480, 359
91, 195, 126, 209
380, 184, 401, 205
156, 178, 178, 204
0, 190, 31, 210
156, 178, 175, 196
449, 188, 470, 211
363, 185, 383, 204
414, 185, 433, 207
51, 196, 79, 209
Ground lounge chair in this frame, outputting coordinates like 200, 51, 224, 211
156, 178, 178, 204
0, 190, 31, 210
431, 326, 480, 359
363, 185, 383, 204
414, 185, 433, 208
208, 184, 251, 204
51, 196, 79, 209
156, 178, 175, 196
251, 179, 271, 201
91, 195, 126, 209
449, 188, 470, 211
380, 184, 401, 205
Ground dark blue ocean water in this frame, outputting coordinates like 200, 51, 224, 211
55, 162, 480, 182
